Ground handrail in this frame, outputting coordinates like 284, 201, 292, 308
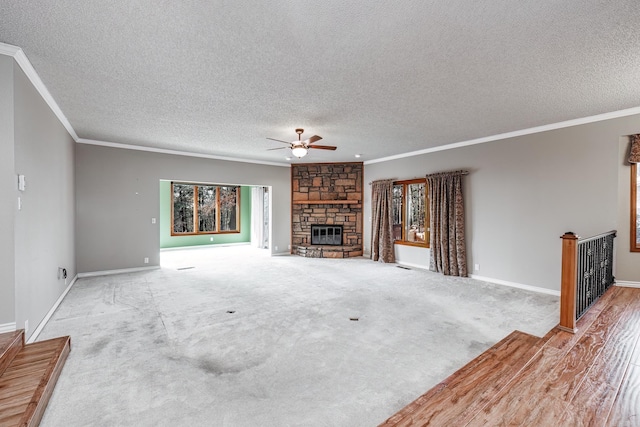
578, 230, 617, 244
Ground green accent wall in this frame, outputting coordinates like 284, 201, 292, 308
160, 181, 251, 249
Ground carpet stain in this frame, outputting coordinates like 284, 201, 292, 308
88, 337, 110, 355
191, 357, 264, 376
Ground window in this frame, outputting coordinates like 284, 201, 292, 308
171, 182, 240, 235
632, 164, 640, 252
392, 178, 429, 247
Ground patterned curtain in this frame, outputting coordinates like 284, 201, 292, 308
371, 179, 395, 263
426, 170, 468, 276
630, 134, 640, 163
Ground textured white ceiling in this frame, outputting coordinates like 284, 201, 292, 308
2, 1, 640, 164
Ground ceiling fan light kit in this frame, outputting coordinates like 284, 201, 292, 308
267, 128, 337, 158
291, 145, 308, 158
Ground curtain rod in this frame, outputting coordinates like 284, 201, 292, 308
368, 178, 397, 185
425, 170, 469, 178
368, 170, 469, 185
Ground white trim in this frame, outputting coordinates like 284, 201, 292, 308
77, 138, 290, 167
0, 42, 78, 141
364, 106, 640, 165
396, 260, 430, 270
0, 43, 21, 57
27, 275, 78, 344
271, 251, 292, 256
161, 242, 251, 251
615, 280, 640, 288
0, 323, 17, 334
470, 274, 561, 296
77, 266, 160, 278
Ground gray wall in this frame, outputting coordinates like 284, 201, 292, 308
364, 115, 640, 291
0, 56, 15, 326
75, 144, 290, 273
0, 56, 76, 336
13, 62, 76, 339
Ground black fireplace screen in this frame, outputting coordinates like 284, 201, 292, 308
311, 225, 343, 246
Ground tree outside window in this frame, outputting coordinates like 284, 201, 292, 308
392, 179, 429, 247
172, 182, 240, 235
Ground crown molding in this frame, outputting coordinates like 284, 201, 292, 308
365, 106, 640, 165
0, 42, 79, 141
76, 138, 290, 167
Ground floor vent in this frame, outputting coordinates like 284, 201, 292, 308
226, 311, 236, 314
177, 266, 195, 270
349, 317, 359, 321
397, 265, 411, 270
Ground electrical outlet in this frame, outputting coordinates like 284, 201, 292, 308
474, 263, 480, 271
288, 245, 291, 250
144, 257, 149, 264
25, 320, 29, 333
151, 217, 156, 224
210, 237, 213, 241
275, 246, 278, 251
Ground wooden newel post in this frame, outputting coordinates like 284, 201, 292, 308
559, 232, 579, 333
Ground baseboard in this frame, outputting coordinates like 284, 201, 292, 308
27, 275, 78, 344
396, 260, 430, 270
77, 266, 160, 278
470, 274, 561, 296
615, 280, 640, 288
0, 323, 17, 334
160, 242, 250, 251
271, 251, 292, 256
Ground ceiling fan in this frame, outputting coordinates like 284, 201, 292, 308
267, 128, 337, 158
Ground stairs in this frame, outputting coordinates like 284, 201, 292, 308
0, 330, 70, 427
379, 285, 640, 426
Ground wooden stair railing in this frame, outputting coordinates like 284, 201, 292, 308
0, 329, 71, 427
560, 230, 616, 333
559, 232, 579, 332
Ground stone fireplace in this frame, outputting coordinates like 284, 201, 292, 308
291, 162, 363, 258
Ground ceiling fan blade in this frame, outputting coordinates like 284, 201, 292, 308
267, 138, 293, 144
267, 147, 287, 151
308, 145, 337, 150
304, 135, 323, 144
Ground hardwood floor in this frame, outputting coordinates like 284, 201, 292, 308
0, 331, 70, 427
379, 286, 640, 426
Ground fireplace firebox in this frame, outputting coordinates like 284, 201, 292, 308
311, 225, 343, 246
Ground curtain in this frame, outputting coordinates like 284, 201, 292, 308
426, 170, 468, 276
371, 179, 395, 263
630, 134, 640, 163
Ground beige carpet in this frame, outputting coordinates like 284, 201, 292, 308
38, 245, 559, 427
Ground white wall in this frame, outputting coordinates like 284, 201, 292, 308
75, 144, 290, 273
364, 115, 640, 291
